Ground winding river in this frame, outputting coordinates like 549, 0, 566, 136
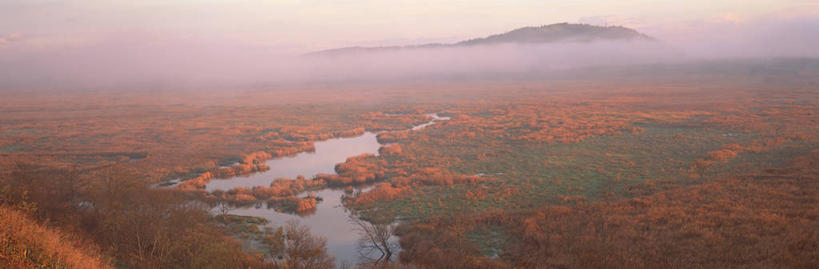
205, 113, 449, 266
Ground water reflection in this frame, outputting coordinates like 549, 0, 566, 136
411, 113, 450, 130
206, 113, 448, 266
350, 215, 400, 266
228, 188, 371, 266
206, 132, 381, 192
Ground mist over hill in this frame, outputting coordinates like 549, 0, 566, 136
2, 17, 818, 90
308, 23, 655, 57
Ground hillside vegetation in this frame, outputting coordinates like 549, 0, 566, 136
0, 206, 110, 269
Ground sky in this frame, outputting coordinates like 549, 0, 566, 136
1, 0, 816, 54
1, 0, 817, 88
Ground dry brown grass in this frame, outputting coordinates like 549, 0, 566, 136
0, 206, 111, 269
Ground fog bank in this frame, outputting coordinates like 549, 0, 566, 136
1, 15, 817, 89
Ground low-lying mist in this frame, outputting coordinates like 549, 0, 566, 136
1, 16, 817, 90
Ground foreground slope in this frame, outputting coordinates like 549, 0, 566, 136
0, 206, 111, 269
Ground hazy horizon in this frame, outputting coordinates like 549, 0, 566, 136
1, 0, 818, 88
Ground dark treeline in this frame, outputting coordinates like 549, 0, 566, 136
0, 163, 267, 268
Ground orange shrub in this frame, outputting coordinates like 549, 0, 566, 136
379, 144, 403, 156
296, 198, 317, 213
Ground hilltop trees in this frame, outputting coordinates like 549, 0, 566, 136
0, 164, 268, 268
1, 163, 86, 223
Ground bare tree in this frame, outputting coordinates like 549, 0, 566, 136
283, 220, 335, 269
351, 215, 399, 266
216, 201, 232, 222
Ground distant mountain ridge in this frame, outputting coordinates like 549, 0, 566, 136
308, 23, 655, 56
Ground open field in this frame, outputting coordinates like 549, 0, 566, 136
2, 59, 819, 268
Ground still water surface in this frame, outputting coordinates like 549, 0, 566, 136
206, 132, 381, 192
205, 114, 448, 266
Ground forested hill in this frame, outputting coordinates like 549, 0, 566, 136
307, 23, 655, 56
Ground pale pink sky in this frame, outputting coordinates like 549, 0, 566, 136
1, 0, 818, 88
1, 0, 816, 54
